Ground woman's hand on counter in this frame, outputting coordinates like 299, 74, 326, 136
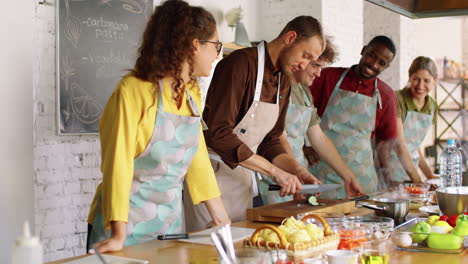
91, 236, 125, 254
203, 196, 231, 227
90, 221, 126, 254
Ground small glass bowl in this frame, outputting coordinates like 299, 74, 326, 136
297, 212, 346, 229
330, 224, 372, 250
399, 183, 430, 196
343, 216, 394, 239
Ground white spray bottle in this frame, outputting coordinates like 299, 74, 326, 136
11, 221, 43, 264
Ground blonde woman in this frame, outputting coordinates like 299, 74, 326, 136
391, 56, 439, 183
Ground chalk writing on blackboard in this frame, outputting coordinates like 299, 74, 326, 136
57, 0, 153, 134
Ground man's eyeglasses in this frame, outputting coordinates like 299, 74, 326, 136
200, 40, 223, 55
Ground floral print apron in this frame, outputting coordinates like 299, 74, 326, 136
389, 100, 434, 182
310, 68, 381, 199
89, 80, 201, 246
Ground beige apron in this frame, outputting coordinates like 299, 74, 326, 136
184, 41, 281, 232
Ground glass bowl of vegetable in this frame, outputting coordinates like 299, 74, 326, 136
343, 216, 394, 239
330, 224, 372, 250
399, 183, 430, 196
297, 212, 345, 229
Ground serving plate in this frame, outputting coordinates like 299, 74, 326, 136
418, 205, 440, 215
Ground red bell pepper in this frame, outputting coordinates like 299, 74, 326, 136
439, 215, 449, 222
448, 215, 458, 227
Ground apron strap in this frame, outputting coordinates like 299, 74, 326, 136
254, 41, 266, 102
374, 79, 382, 110
276, 72, 281, 104
254, 41, 281, 104
299, 84, 312, 107
158, 80, 165, 110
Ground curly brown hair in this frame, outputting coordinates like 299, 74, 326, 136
133, 0, 216, 105
319, 36, 338, 64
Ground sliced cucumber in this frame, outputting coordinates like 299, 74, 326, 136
307, 195, 317, 205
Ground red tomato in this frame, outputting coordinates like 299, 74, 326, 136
439, 215, 449, 222
405, 186, 423, 194
448, 215, 459, 227
464, 212, 468, 216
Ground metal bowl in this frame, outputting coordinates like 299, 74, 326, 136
436, 186, 468, 216
362, 198, 410, 224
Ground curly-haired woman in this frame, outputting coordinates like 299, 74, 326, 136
86, 0, 230, 253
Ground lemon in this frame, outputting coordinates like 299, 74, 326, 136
427, 215, 440, 225
432, 220, 453, 234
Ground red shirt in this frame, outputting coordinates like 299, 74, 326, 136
309, 66, 397, 140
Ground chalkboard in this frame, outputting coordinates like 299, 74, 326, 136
57, 0, 153, 134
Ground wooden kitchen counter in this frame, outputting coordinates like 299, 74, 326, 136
50, 208, 468, 264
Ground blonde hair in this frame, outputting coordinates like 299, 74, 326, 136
408, 56, 438, 80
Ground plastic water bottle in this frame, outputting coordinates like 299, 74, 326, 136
440, 139, 463, 188
11, 221, 43, 264
457, 143, 468, 186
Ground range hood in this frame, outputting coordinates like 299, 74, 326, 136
366, 0, 468, 18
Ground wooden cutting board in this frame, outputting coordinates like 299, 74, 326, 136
246, 199, 355, 223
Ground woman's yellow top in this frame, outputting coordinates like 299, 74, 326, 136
88, 74, 220, 229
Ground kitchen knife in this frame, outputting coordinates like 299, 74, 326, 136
157, 233, 210, 240
268, 184, 340, 194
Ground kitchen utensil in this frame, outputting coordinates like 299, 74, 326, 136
172, 227, 254, 245
268, 184, 340, 194
210, 232, 231, 264
361, 198, 409, 224
436, 186, 468, 216
157, 233, 210, 240
62, 255, 148, 264
92, 246, 108, 264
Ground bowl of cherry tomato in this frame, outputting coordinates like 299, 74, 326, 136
399, 183, 430, 195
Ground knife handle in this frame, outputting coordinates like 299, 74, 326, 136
157, 233, 189, 240
268, 185, 281, 191
350, 195, 369, 201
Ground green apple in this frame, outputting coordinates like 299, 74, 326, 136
409, 221, 431, 243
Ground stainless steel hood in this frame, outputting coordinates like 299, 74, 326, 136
366, 0, 468, 19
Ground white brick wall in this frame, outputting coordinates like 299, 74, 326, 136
363, 1, 401, 90
33, 4, 102, 259
257, 0, 322, 42
321, 0, 363, 67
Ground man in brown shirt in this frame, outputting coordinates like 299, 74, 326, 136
184, 16, 324, 231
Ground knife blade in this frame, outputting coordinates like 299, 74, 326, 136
268, 184, 340, 194
157, 233, 210, 240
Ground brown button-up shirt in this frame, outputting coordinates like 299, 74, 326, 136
203, 43, 291, 169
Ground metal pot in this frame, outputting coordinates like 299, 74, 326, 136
362, 198, 410, 224
436, 186, 468, 216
